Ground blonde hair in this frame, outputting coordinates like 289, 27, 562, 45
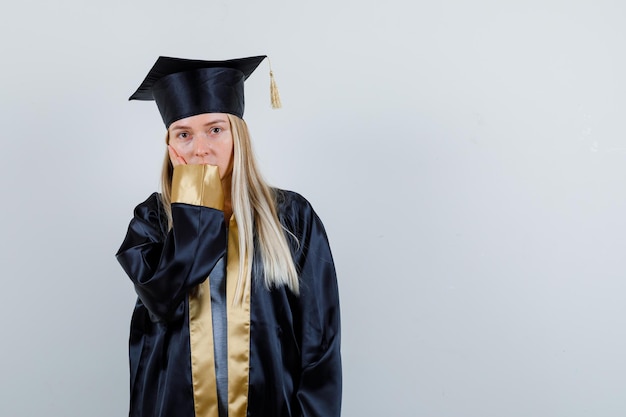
160, 115, 299, 300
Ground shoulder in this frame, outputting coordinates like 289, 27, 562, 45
274, 188, 313, 212
133, 192, 164, 215
273, 190, 337, 293
131, 192, 169, 236
274, 189, 315, 221
273, 188, 328, 239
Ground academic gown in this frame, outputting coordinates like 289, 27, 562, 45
116, 165, 341, 417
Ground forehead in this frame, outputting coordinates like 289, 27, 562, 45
169, 113, 230, 130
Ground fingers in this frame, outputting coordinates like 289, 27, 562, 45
168, 145, 187, 166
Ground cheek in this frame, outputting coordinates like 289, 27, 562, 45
220, 145, 234, 167
220, 145, 234, 172
221, 138, 234, 165
170, 141, 192, 155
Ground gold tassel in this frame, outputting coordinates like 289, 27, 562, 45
270, 70, 282, 109
268, 57, 282, 109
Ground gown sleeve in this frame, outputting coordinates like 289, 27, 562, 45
285, 193, 342, 417
116, 164, 227, 322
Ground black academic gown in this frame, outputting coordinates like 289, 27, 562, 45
116, 165, 341, 417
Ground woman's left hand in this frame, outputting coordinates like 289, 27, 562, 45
168, 145, 188, 166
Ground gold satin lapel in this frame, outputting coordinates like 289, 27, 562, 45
226, 217, 251, 417
189, 280, 219, 417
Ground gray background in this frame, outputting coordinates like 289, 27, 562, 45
1, 0, 625, 416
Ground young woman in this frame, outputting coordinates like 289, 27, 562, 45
116, 55, 341, 417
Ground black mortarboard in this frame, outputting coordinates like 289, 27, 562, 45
129, 55, 271, 127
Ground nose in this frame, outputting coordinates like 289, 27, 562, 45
194, 135, 211, 156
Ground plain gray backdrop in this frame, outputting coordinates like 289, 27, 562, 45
1, 0, 625, 416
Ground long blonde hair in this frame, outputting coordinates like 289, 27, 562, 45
160, 114, 299, 299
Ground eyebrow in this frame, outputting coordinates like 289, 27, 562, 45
170, 119, 228, 131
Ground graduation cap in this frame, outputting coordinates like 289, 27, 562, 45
129, 55, 281, 127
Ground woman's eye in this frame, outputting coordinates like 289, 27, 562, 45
178, 132, 189, 139
210, 127, 222, 134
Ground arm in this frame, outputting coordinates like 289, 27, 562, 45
116, 164, 226, 322
287, 195, 342, 417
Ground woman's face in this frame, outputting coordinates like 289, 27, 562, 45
168, 113, 234, 179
